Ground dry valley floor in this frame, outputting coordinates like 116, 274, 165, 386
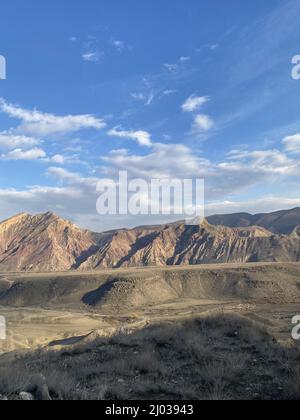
0, 263, 300, 400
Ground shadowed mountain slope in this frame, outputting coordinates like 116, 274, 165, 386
207, 207, 300, 234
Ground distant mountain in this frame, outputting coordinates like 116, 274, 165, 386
1, 210, 300, 272
207, 207, 300, 234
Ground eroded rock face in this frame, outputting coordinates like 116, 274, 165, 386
80, 221, 300, 269
0, 212, 95, 272
0, 212, 300, 272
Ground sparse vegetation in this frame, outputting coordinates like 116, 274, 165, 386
1, 314, 299, 400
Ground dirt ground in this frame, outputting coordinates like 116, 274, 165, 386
0, 300, 299, 354
1, 262, 300, 354
0, 263, 299, 400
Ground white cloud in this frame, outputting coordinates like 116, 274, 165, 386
225, 149, 297, 175
42, 154, 83, 165
196, 44, 219, 53
283, 134, 300, 154
108, 128, 153, 147
1, 148, 46, 161
0, 184, 96, 229
180, 56, 191, 62
0, 132, 39, 149
49, 154, 65, 164
82, 35, 104, 63
164, 63, 179, 73
182, 96, 214, 134
109, 38, 131, 52
0, 98, 106, 137
131, 91, 155, 106
182, 95, 209, 112
0, 136, 299, 231
205, 196, 300, 217
82, 51, 102, 62
145, 92, 155, 106
46, 167, 98, 187
102, 143, 211, 180
1, 179, 300, 232
102, 132, 299, 203
131, 93, 147, 101
193, 114, 214, 131
162, 89, 177, 96
111, 39, 124, 50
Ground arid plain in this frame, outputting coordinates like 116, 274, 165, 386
1, 263, 299, 354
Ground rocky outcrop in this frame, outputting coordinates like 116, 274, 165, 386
0, 212, 95, 272
25, 374, 52, 401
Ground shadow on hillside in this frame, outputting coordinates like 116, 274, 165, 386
49, 335, 87, 347
81, 277, 119, 306
0, 314, 299, 400
71, 245, 100, 270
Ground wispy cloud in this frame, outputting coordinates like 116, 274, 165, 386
164, 63, 179, 73
0, 132, 39, 149
196, 43, 219, 53
163, 53, 194, 75
82, 51, 102, 62
180, 56, 191, 63
130, 91, 156, 106
82, 35, 103, 63
226, 0, 300, 85
283, 134, 300, 154
161, 89, 177, 97
0, 98, 106, 137
182, 95, 209, 112
182, 95, 214, 133
1, 148, 46, 161
109, 37, 132, 52
193, 114, 215, 132
108, 127, 153, 147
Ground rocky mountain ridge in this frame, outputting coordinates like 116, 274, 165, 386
1, 210, 300, 272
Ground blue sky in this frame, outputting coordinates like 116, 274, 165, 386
0, 0, 300, 231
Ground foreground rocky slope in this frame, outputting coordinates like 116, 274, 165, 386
1, 211, 300, 272
1, 314, 300, 400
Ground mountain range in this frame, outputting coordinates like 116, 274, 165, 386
1, 208, 300, 272
207, 207, 300, 234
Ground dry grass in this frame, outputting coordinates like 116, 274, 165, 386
0, 314, 299, 400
